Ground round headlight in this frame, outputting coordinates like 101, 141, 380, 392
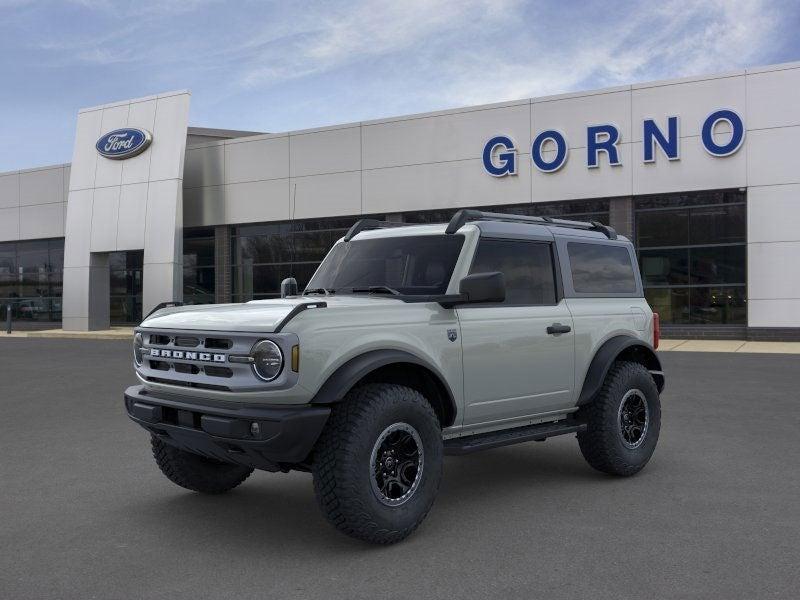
251, 340, 284, 381
133, 332, 144, 366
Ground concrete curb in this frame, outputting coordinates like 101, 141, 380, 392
659, 339, 800, 354
0, 328, 134, 340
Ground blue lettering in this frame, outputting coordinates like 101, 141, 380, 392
482, 135, 517, 176
702, 109, 745, 157
587, 124, 621, 168
643, 116, 679, 162
531, 130, 569, 173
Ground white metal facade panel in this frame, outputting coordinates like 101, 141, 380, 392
0, 173, 19, 209
291, 171, 362, 219
289, 126, 361, 177
362, 102, 530, 169
225, 136, 289, 184
0, 207, 19, 239
0, 165, 69, 242
19, 166, 64, 206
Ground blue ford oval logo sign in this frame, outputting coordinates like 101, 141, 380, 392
96, 128, 152, 160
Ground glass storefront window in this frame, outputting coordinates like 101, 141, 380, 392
637, 210, 688, 247
109, 250, 143, 324
0, 238, 64, 323
689, 246, 746, 285
645, 287, 691, 324
231, 216, 384, 301
636, 189, 746, 326
639, 248, 690, 286
689, 204, 746, 245
690, 286, 747, 325
183, 228, 216, 305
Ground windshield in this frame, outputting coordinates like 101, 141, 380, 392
306, 234, 464, 296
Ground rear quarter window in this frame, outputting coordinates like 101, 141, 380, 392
567, 242, 637, 294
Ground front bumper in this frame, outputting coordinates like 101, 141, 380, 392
124, 385, 330, 471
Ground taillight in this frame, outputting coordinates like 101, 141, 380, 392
652, 312, 660, 349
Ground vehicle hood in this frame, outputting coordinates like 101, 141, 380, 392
139, 295, 404, 333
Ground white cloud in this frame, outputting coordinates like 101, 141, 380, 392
19, 0, 785, 102
434, 0, 783, 106
237, 0, 522, 88
222, 0, 786, 114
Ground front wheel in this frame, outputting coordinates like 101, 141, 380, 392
577, 361, 661, 476
151, 436, 253, 494
312, 383, 443, 544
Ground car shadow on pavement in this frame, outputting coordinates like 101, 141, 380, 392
123, 438, 618, 552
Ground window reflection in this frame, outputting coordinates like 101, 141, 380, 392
183, 228, 216, 306
636, 189, 746, 325
0, 238, 64, 323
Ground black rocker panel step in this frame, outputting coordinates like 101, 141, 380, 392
444, 419, 587, 455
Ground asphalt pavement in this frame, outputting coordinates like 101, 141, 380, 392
1, 338, 798, 600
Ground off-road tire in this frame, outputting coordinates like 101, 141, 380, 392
151, 436, 253, 494
312, 383, 443, 544
577, 361, 661, 476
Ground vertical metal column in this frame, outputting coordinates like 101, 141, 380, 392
214, 225, 232, 304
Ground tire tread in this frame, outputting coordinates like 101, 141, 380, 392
151, 436, 253, 494
312, 383, 442, 544
577, 361, 660, 476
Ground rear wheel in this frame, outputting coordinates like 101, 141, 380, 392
577, 361, 661, 476
151, 436, 253, 494
312, 383, 443, 544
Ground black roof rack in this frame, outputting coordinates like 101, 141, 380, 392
343, 219, 406, 242
445, 209, 617, 240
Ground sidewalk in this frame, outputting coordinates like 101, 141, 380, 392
658, 339, 800, 354
0, 327, 134, 340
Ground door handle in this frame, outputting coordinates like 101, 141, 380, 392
546, 323, 571, 335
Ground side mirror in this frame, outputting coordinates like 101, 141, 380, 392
281, 277, 298, 298
458, 272, 505, 304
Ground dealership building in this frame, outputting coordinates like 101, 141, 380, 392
1, 61, 799, 339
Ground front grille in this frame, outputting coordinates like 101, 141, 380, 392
204, 365, 233, 378
174, 363, 200, 375
146, 359, 232, 377
205, 337, 233, 349
137, 328, 299, 393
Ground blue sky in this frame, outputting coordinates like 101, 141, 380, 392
1, 0, 798, 171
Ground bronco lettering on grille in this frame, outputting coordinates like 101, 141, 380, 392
149, 348, 226, 362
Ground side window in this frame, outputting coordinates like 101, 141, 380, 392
469, 239, 556, 305
567, 242, 637, 294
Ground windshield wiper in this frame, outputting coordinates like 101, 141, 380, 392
303, 287, 335, 295
350, 285, 401, 295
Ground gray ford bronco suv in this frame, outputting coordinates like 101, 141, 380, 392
125, 209, 664, 544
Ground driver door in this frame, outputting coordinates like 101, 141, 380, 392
457, 237, 575, 429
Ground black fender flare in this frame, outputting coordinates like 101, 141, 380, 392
310, 349, 458, 427
577, 336, 665, 405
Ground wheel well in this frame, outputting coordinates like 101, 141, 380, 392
357, 362, 454, 428
615, 345, 665, 392
616, 344, 659, 371
578, 337, 665, 404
